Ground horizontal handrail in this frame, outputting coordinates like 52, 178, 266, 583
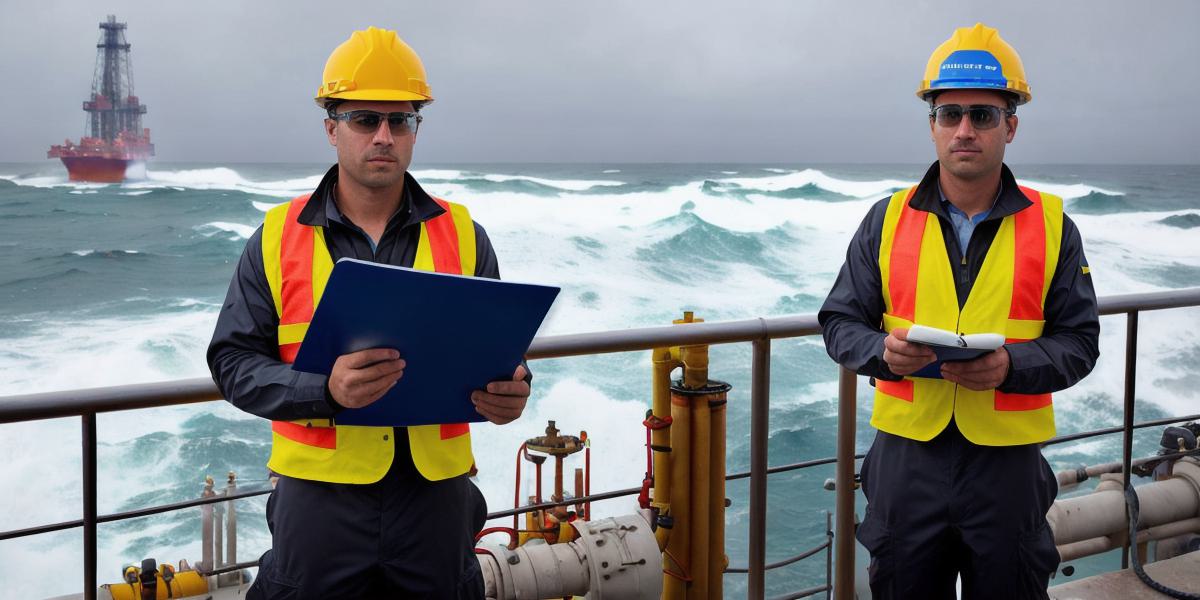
1043, 413, 1200, 446
0, 485, 273, 542
4, 287, 1197, 425
768, 585, 833, 600
726, 539, 831, 573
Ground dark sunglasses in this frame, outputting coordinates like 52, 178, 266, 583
930, 104, 1014, 130
329, 109, 422, 135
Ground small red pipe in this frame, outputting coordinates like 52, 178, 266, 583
582, 431, 591, 520
512, 442, 526, 536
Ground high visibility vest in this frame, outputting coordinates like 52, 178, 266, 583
261, 194, 477, 483
873, 185, 1064, 446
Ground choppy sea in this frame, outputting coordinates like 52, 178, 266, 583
1, 161, 1198, 598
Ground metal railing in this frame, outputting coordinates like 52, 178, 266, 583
1, 287, 1198, 599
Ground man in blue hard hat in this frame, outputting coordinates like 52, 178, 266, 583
820, 23, 1099, 599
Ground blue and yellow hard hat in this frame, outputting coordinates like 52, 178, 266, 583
917, 23, 1031, 105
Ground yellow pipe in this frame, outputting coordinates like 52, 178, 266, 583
688, 395, 711, 600
652, 346, 679, 552
709, 397, 728, 597
665, 391, 692, 600
675, 313, 708, 389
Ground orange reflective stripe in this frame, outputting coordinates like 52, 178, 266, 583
994, 391, 1052, 411
280, 195, 316, 327
272, 420, 336, 449
877, 378, 913, 402
888, 188, 924, 322
440, 422, 470, 440
1011, 187, 1046, 321
279, 342, 301, 364
426, 199, 463, 275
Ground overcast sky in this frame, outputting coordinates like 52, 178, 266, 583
3, 0, 1198, 164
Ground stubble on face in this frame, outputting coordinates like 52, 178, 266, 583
930, 90, 1016, 182
327, 100, 417, 191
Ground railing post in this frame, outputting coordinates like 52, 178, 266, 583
226, 472, 237, 569
1121, 310, 1139, 569
748, 338, 770, 599
83, 413, 97, 600
201, 476, 215, 572
834, 367, 857, 600
825, 511, 833, 600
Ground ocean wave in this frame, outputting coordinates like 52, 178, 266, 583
1017, 179, 1124, 200
1159, 213, 1200, 229
195, 221, 256, 240
481, 174, 624, 191
253, 200, 286, 213
127, 167, 322, 198
1064, 191, 1136, 214
0, 167, 319, 198
716, 169, 912, 199
69, 249, 143, 258
703, 179, 860, 202
412, 169, 625, 192
637, 211, 800, 283
409, 169, 466, 180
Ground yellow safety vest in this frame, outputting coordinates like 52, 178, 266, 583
874, 185, 1064, 446
261, 193, 477, 483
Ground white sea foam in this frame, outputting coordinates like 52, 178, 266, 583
252, 200, 285, 213
196, 221, 256, 240
409, 169, 465, 180
125, 167, 323, 198
480, 173, 625, 191
70, 249, 141, 257
602, 169, 621, 174
1016, 179, 1124, 200
718, 168, 913, 198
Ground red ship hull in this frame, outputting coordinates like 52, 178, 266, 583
57, 156, 133, 183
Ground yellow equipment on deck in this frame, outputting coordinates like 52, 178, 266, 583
652, 311, 732, 599
104, 559, 208, 600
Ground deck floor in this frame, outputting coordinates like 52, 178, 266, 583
1048, 551, 1200, 599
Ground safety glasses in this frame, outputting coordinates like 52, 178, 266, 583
930, 104, 1014, 130
329, 110, 422, 135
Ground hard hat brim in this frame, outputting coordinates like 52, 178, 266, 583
917, 79, 1031, 105
314, 89, 434, 109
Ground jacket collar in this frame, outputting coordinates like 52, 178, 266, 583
297, 164, 447, 229
908, 161, 1031, 222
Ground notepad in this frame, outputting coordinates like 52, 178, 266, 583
291, 258, 560, 426
906, 324, 1004, 363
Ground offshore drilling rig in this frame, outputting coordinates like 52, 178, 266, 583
48, 15, 154, 183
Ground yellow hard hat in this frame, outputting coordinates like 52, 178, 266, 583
917, 23, 1031, 105
314, 26, 433, 108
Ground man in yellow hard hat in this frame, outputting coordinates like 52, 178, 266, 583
208, 27, 529, 598
820, 23, 1099, 599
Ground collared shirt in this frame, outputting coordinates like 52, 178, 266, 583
208, 164, 503, 422
939, 182, 1000, 257
819, 161, 1099, 395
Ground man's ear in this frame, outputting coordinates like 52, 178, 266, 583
325, 119, 337, 146
1005, 114, 1018, 144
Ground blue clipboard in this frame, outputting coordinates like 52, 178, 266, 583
291, 258, 560, 426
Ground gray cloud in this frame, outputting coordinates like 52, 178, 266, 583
4, 0, 1198, 164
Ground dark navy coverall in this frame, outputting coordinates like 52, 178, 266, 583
820, 162, 1100, 599
208, 165, 508, 599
